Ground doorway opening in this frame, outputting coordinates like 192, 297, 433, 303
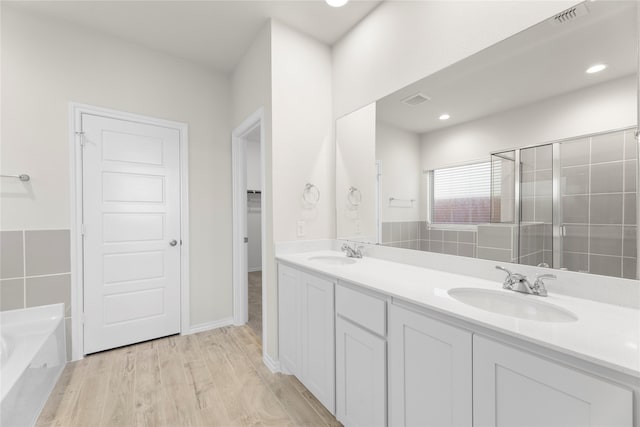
232, 109, 265, 344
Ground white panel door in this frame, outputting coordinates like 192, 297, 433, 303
473, 335, 632, 427
388, 304, 472, 427
300, 272, 335, 414
82, 113, 181, 354
278, 264, 301, 376
336, 316, 386, 427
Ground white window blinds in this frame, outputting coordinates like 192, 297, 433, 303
432, 162, 491, 224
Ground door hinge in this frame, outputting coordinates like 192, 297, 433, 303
244, 237, 249, 243
81, 224, 87, 236
76, 131, 86, 147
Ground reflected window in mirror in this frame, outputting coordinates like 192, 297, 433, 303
430, 162, 491, 224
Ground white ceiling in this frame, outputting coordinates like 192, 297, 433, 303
377, 1, 638, 135
4, 0, 381, 72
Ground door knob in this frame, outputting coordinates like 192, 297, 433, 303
169, 239, 178, 246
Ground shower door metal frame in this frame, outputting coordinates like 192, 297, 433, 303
552, 143, 562, 269
513, 149, 521, 263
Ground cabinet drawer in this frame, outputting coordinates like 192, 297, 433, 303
336, 284, 386, 336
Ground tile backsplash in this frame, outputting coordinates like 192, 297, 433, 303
0, 229, 72, 359
381, 221, 478, 258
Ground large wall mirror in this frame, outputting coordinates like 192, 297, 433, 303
336, 1, 639, 279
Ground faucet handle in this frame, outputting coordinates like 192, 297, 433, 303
532, 273, 556, 296
495, 265, 514, 288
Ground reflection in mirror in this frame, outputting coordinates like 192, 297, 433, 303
336, 1, 638, 279
335, 103, 377, 242
490, 152, 516, 224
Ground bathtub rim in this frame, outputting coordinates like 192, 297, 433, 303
1, 303, 66, 403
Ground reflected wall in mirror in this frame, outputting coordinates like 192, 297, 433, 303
336, 103, 377, 242
336, 1, 639, 279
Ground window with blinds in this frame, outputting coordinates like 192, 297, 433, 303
432, 162, 491, 224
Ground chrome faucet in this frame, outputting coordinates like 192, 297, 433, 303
341, 243, 364, 258
495, 266, 555, 297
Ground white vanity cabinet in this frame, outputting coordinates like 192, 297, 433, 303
388, 303, 472, 427
277, 257, 637, 427
278, 264, 301, 376
335, 284, 387, 427
277, 263, 335, 414
473, 335, 633, 427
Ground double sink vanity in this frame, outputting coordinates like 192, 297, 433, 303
280, 4, 640, 425
276, 245, 639, 427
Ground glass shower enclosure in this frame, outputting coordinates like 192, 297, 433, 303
491, 128, 637, 279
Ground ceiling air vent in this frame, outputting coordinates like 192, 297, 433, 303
402, 93, 431, 106
551, 3, 589, 25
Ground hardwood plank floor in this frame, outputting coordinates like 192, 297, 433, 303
248, 271, 262, 339
36, 326, 340, 427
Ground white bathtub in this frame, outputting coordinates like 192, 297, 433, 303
1, 304, 66, 427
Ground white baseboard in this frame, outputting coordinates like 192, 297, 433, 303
187, 317, 234, 334
263, 351, 281, 374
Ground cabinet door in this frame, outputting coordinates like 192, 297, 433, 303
336, 317, 386, 427
278, 264, 301, 376
301, 272, 335, 414
473, 335, 632, 427
389, 304, 472, 427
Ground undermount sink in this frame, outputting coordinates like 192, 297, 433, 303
308, 255, 357, 266
448, 288, 578, 323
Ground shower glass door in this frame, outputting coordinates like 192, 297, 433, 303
490, 151, 515, 224
518, 145, 553, 267
512, 128, 637, 278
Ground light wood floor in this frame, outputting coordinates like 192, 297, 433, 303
248, 271, 262, 339
37, 325, 340, 427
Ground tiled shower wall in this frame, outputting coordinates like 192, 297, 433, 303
476, 223, 517, 263
560, 130, 637, 279
519, 223, 551, 266
520, 145, 553, 267
0, 230, 72, 359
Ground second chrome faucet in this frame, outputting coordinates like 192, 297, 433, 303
341, 242, 364, 259
495, 265, 555, 297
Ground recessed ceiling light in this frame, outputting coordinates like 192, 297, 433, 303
326, 0, 349, 7
586, 64, 607, 74
439, 114, 450, 121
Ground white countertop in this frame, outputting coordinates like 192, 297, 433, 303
277, 250, 640, 378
